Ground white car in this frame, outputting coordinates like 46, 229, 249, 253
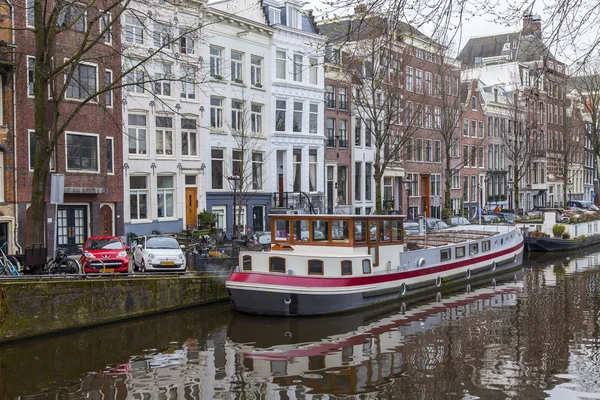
132, 236, 186, 272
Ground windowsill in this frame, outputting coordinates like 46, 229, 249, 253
65, 169, 101, 174
210, 129, 227, 135
210, 78, 226, 83
231, 81, 246, 87
125, 92, 149, 98
179, 97, 199, 103
157, 217, 178, 222
251, 85, 266, 91
181, 155, 200, 159
155, 155, 177, 159
130, 219, 152, 224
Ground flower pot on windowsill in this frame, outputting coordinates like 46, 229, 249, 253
254, 83, 263, 88
233, 79, 244, 84
212, 74, 223, 81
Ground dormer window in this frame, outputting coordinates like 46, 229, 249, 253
288, 7, 302, 29
269, 8, 281, 24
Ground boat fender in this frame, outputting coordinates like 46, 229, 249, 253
492, 261, 497, 271
417, 258, 426, 268
492, 278, 497, 288
466, 284, 471, 294
284, 297, 292, 306
400, 302, 406, 313
513, 254, 517, 263
436, 292, 442, 302
436, 275, 442, 287
466, 269, 471, 279
400, 283, 407, 296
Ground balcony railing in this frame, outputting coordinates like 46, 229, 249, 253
339, 101, 347, 110
325, 99, 336, 109
327, 137, 336, 147
339, 139, 348, 148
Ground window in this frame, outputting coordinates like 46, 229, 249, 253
243, 255, 252, 271
180, 65, 196, 100
128, 113, 147, 155
309, 149, 318, 192
211, 149, 224, 189
231, 51, 243, 82
365, 163, 372, 200
469, 242, 478, 255
106, 137, 114, 174
339, 87, 347, 110
355, 162, 361, 200
309, 104, 318, 133
293, 149, 302, 191
337, 166, 347, 204
434, 107, 441, 129
341, 260, 352, 275
478, 146, 484, 168
276, 50, 286, 79
231, 100, 243, 131
125, 16, 144, 44
275, 100, 286, 131
384, 176, 392, 201
309, 58, 318, 84
471, 120, 477, 137
288, 7, 302, 29
66, 133, 98, 171
308, 260, 323, 275
406, 67, 413, 91
269, 8, 281, 24
440, 249, 451, 261
153, 22, 170, 49
416, 138, 423, 162
365, 120, 372, 147
434, 140, 441, 163
362, 259, 371, 274
463, 145, 469, 167
425, 72, 432, 95
27, 56, 35, 96
105, 70, 112, 107
293, 54, 303, 82
482, 240, 490, 251
270, 257, 286, 273
355, 119, 361, 146
339, 120, 348, 147
179, 28, 195, 55
66, 63, 97, 100
406, 138, 413, 161
252, 152, 263, 190
209, 46, 223, 78
425, 107, 432, 129
325, 85, 335, 108
251, 103, 262, 133
451, 170, 460, 189
157, 175, 174, 218
232, 150, 242, 176
58, 3, 85, 32
455, 246, 465, 258
478, 121, 484, 137
125, 59, 144, 94
431, 173, 441, 196
153, 62, 172, 96
210, 97, 223, 129
416, 69, 423, 93
463, 118, 469, 136
251, 55, 262, 86
155, 116, 173, 156
130, 176, 148, 220
471, 96, 477, 110
29, 131, 55, 171
100, 11, 111, 44
326, 118, 335, 146
26, 0, 34, 26
293, 102, 303, 132
181, 118, 197, 156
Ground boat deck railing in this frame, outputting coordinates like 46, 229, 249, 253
405, 230, 499, 248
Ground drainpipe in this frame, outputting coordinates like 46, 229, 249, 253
10, 4, 21, 254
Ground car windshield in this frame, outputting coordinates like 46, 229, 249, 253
87, 238, 123, 250
146, 237, 179, 249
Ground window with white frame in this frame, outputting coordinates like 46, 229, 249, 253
210, 46, 223, 78
425, 106, 432, 129
212, 205, 226, 230
251, 55, 262, 86
210, 97, 223, 129
155, 115, 173, 156
29, 130, 55, 171
153, 22, 170, 49
269, 8, 281, 24
434, 107, 441, 129
366, 163, 373, 200
293, 54, 303, 82
27, 56, 35, 96
425, 139, 432, 162
66, 63, 97, 100
355, 118, 361, 146
425, 72, 432, 95
66, 133, 98, 171
251, 103, 262, 133
275, 100, 286, 131
125, 59, 145, 93
211, 148, 224, 189
57, 3, 85, 31
384, 176, 392, 201
157, 175, 174, 218
293, 102, 303, 132
231, 51, 243, 82
309, 58, 318, 84
276, 50, 286, 79
293, 149, 302, 191
451, 169, 460, 189
153, 62, 172, 96
231, 100, 243, 131
434, 140, 441, 163
252, 152, 263, 190
130, 175, 148, 220
179, 28, 195, 55
288, 7, 302, 29
406, 67, 413, 91
309, 149, 318, 192
339, 87, 347, 110
26, 0, 34, 26
479, 121, 484, 137
104, 70, 112, 107
128, 113, 147, 155
309, 104, 318, 133
406, 173, 419, 196
416, 138, 423, 162
355, 162, 362, 200
180, 65, 196, 100
416, 69, 423, 93
431, 174, 441, 196
181, 117, 197, 156
339, 120, 347, 147
100, 11, 111, 43
337, 166, 347, 204
471, 120, 477, 138
106, 137, 114, 174
232, 150, 241, 176
125, 15, 144, 44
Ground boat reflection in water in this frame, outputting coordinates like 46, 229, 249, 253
227, 271, 524, 397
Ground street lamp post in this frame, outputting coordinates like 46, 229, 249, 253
507, 179, 514, 213
403, 180, 414, 220
228, 174, 240, 240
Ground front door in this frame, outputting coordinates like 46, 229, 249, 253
57, 205, 87, 251
100, 205, 113, 236
252, 205, 264, 232
185, 187, 198, 227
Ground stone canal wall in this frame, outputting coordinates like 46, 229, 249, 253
0, 275, 229, 343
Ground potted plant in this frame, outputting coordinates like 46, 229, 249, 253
234, 78, 244, 84
213, 74, 223, 81
197, 209, 216, 229
254, 82, 263, 88
552, 224, 565, 238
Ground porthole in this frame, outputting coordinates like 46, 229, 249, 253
417, 258, 426, 268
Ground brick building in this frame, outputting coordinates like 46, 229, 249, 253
14, 2, 123, 253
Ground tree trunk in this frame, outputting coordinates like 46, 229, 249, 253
443, 149, 452, 223
374, 168, 383, 214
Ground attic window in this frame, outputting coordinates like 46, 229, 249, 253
269, 8, 281, 25
288, 7, 301, 29
549, 60, 554, 70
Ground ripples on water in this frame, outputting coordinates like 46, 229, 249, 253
1, 250, 599, 400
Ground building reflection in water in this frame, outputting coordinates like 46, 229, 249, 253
4, 253, 600, 400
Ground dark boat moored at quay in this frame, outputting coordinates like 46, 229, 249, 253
524, 233, 600, 252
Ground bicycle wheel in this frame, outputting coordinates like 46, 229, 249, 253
65, 259, 80, 274
5, 259, 19, 276
46, 260, 59, 274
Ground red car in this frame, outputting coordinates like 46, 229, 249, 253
81, 236, 130, 273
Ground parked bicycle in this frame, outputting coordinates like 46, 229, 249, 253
0, 242, 19, 276
46, 247, 80, 274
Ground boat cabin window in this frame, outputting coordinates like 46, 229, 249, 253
312, 220, 329, 241
369, 246, 379, 266
275, 220, 290, 241
341, 260, 352, 275
242, 255, 252, 271
362, 259, 371, 274
269, 257, 286, 273
308, 259, 324, 275
355, 220, 367, 243
469, 243, 478, 255
332, 220, 350, 242
456, 246, 465, 258
380, 221, 391, 242
482, 240, 490, 252
392, 220, 403, 241
369, 221, 377, 241
440, 249, 451, 261
293, 219, 310, 241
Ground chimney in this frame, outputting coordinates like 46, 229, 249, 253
522, 12, 542, 38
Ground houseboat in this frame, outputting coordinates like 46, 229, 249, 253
225, 214, 524, 316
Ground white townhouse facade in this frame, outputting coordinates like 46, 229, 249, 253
264, 0, 327, 214
122, 0, 206, 236
203, 0, 274, 236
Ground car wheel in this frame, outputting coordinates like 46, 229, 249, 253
133, 257, 138, 272
140, 259, 146, 272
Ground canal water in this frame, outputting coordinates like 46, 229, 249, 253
1, 250, 599, 399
